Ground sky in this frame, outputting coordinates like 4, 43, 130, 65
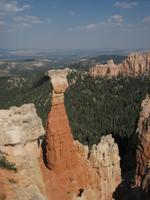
0, 0, 150, 50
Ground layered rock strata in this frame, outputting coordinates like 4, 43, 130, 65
45, 68, 121, 199
135, 95, 150, 197
89, 52, 150, 77
0, 104, 47, 200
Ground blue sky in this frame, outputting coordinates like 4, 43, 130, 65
0, 0, 150, 50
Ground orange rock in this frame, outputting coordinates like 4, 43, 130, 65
89, 52, 150, 77
46, 69, 92, 196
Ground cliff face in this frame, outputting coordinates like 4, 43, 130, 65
135, 95, 150, 198
89, 53, 150, 77
45, 68, 121, 200
0, 104, 47, 200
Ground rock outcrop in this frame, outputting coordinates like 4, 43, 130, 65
89, 52, 150, 77
89, 135, 121, 200
46, 69, 92, 194
89, 59, 121, 77
74, 135, 121, 200
134, 95, 150, 198
45, 68, 121, 200
0, 104, 47, 200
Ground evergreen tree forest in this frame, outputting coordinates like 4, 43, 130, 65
65, 72, 150, 157
0, 72, 52, 126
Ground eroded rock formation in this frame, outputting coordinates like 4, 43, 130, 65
0, 69, 122, 200
74, 135, 121, 200
135, 95, 150, 198
89, 59, 121, 77
89, 52, 150, 77
45, 68, 121, 200
46, 69, 92, 194
0, 104, 47, 200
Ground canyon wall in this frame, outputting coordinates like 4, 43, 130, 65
45, 68, 121, 200
0, 104, 47, 200
89, 53, 150, 77
134, 95, 150, 198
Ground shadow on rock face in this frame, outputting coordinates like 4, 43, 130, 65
113, 172, 149, 200
39, 136, 48, 167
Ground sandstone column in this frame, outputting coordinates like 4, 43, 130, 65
46, 69, 78, 172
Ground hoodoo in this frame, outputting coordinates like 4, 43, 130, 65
46, 68, 92, 192
45, 68, 121, 199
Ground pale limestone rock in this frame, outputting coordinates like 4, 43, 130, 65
0, 104, 47, 200
122, 53, 150, 75
47, 68, 70, 105
88, 134, 121, 200
73, 135, 121, 200
0, 103, 45, 145
47, 68, 69, 93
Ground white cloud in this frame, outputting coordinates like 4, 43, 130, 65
13, 15, 44, 24
114, 1, 138, 9
0, 1, 31, 13
107, 15, 124, 26
83, 23, 98, 31
143, 16, 150, 23
14, 15, 44, 26
69, 14, 134, 32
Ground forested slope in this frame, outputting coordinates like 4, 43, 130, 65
0, 72, 52, 126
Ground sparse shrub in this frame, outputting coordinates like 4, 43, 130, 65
0, 156, 17, 172
8, 178, 17, 184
